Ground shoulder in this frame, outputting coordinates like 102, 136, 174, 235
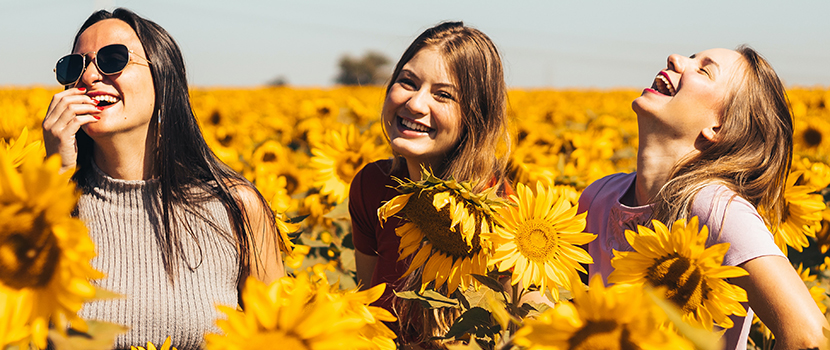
578, 172, 635, 213
353, 159, 395, 183
225, 180, 267, 214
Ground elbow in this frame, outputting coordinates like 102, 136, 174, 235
775, 325, 829, 350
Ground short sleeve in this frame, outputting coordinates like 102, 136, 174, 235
691, 185, 785, 267
349, 164, 381, 256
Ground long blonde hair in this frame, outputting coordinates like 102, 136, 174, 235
384, 21, 511, 193
651, 45, 793, 231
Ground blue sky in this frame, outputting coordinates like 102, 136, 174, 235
1, 0, 828, 88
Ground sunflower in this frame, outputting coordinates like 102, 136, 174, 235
131, 337, 178, 350
0, 127, 44, 168
486, 181, 595, 302
513, 274, 693, 350
378, 168, 502, 295
768, 171, 825, 254
0, 153, 103, 349
206, 274, 396, 350
310, 124, 388, 203
608, 217, 749, 330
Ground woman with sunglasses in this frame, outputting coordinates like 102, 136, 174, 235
578, 47, 828, 348
42, 8, 284, 348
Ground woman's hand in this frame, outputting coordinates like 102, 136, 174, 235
42, 87, 100, 173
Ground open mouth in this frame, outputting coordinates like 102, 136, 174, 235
398, 116, 433, 133
89, 94, 120, 107
651, 72, 676, 96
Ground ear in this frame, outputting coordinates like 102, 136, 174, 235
701, 125, 721, 143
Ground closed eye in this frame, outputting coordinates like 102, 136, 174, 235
436, 90, 455, 101
397, 78, 416, 90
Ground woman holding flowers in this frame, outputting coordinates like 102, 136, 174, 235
578, 47, 827, 349
349, 22, 511, 348
42, 8, 284, 349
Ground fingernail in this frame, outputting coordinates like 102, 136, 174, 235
91, 99, 99, 105
94, 115, 101, 120
78, 87, 86, 92
96, 106, 105, 110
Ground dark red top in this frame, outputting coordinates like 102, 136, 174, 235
349, 159, 410, 312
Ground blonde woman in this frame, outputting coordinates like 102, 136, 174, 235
349, 22, 511, 348
578, 47, 827, 349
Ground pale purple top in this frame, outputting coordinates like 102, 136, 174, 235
578, 172, 785, 350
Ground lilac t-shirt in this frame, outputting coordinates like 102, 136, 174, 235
578, 172, 785, 350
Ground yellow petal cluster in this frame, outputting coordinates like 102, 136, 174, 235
609, 217, 749, 330
206, 273, 396, 350
487, 181, 595, 302
0, 153, 102, 349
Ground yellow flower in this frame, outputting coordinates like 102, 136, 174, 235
487, 181, 595, 302
131, 336, 178, 350
310, 124, 388, 203
0, 127, 44, 168
769, 171, 825, 254
0, 153, 103, 349
609, 217, 749, 330
513, 275, 693, 350
378, 168, 501, 295
206, 274, 396, 350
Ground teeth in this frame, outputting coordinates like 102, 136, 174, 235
654, 74, 676, 96
401, 118, 431, 132
90, 95, 119, 103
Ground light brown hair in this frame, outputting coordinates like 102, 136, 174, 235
385, 21, 511, 193
651, 45, 793, 231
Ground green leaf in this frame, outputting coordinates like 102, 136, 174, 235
286, 214, 309, 224
454, 288, 471, 310
48, 321, 128, 350
471, 274, 506, 293
442, 307, 493, 339
323, 199, 350, 220
394, 290, 459, 309
92, 287, 123, 301
518, 301, 551, 318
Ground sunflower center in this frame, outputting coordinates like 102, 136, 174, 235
0, 211, 61, 289
515, 219, 559, 262
403, 190, 480, 259
804, 127, 822, 147
646, 253, 709, 313
568, 320, 638, 350
336, 153, 364, 182
262, 151, 277, 162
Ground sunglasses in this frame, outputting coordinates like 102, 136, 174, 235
54, 44, 151, 86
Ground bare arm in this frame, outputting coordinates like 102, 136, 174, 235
235, 185, 285, 287
732, 255, 828, 349
355, 249, 378, 290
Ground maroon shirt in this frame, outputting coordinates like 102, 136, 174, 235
349, 159, 410, 313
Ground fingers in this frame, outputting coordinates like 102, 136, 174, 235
42, 88, 101, 171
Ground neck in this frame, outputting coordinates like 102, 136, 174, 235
92, 130, 156, 181
634, 123, 699, 206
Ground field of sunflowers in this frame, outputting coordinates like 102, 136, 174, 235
1, 86, 830, 349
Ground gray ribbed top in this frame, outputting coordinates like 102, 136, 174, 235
76, 165, 239, 350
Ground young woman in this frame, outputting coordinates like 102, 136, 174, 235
43, 8, 284, 348
578, 47, 827, 349
349, 22, 510, 348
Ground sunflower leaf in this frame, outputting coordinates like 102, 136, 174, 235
394, 290, 459, 309
471, 274, 506, 293
440, 307, 492, 340
286, 214, 309, 224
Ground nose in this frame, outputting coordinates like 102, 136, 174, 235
666, 54, 687, 73
405, 88, 430, 116
76, 54, 102, 88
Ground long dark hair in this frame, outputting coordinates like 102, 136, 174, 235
71, 8, 280, 282
384, 21, 511, 193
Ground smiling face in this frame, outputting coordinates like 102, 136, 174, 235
632, 48, 745, 140
382, 47, 463, 170
74, 19, 155, 139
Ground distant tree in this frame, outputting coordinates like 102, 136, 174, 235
335, 51, 391, 86
267, 75, 289, 86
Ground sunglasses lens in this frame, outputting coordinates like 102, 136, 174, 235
55, 54, 84, 85
96, 44, 130, 74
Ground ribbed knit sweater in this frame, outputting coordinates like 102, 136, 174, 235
76, 165, 239, 350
